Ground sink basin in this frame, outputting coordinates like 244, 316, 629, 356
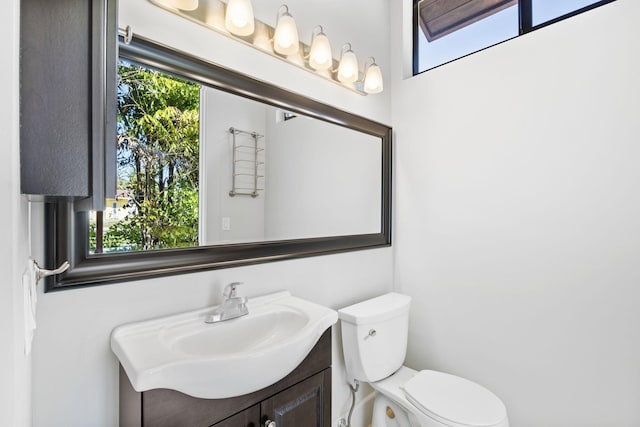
111, 291, 338, 399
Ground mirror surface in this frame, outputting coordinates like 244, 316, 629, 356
47, 34, 391, 289
200, 86, 382, 245
90, 54, 382, 254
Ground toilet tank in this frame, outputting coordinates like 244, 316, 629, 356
338, 293, 411, 383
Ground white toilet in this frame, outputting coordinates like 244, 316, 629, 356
338, 293, 509, 427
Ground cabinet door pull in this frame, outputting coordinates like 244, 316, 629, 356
265, 420, 276, 427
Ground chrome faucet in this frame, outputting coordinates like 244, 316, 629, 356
205, 282, 249, 323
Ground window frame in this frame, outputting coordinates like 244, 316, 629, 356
413, 0, 617, 75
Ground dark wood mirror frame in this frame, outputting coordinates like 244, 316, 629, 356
44, 35, 392, 291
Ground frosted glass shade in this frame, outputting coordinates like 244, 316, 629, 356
274, 13, 299, 55
168, 0, 198, 10
364, 63, 383, 94
225, 0, 255, 36
309, 32, 332, 71
337, 50, 358, 84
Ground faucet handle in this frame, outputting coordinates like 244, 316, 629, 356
223, 282, 244, 299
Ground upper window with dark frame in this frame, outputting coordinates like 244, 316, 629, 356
414, 0, 616, 74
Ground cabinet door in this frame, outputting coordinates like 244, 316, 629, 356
20, 0, 117, 208
260, 369, 331, 427
212, 405, 260, 427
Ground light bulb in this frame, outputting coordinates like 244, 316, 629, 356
309, 26, 332, 71
225, 0, 255, 36
274, 6, 299, 55
338, 44, 358, 84
364, 58, 383, 94
232, 16, 247, 28
167, 0, 198, 10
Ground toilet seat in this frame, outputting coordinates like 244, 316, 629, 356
404, 370, 507, 427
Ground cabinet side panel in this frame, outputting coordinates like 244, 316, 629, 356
119, 365, 142, 427
322, 369, 331, 427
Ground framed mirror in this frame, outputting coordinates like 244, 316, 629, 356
45, 34, 391, 290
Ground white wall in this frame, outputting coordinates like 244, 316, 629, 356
0, 2, 17, 419
29, 1, 391, 426
201, 87, 266, 244
0, 0, 33, 425
203, 97, 382, 245
392, 1, 640, 426
265, 110, 382, 240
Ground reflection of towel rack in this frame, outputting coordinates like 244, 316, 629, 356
228, 127, 264, 198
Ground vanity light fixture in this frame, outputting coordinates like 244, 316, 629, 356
273, 5, 299, 56
225, 0, 255, 36
308, 26, 333, 71
166, 0, 199, 10
363, 57, 383, 94
337, 43, 359, 84
147, 0, 385, 94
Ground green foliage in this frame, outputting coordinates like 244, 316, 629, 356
94, 61, 201, 252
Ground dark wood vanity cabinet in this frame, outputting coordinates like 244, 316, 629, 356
120, 329, 332, 427
210, 405, 259, 427
259, 370, 331, 427
208, 370, 330, 427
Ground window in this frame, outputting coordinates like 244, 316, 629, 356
531, 0, 606, 26
416, 0, 518, 73
414, 0, 616, 74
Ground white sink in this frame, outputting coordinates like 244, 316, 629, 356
111, 291, 337, 399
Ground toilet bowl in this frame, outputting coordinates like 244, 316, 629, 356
370, 366, 508, 427
338, 293, 509, 427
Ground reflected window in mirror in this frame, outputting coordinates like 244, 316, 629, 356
91, 60, 201, 254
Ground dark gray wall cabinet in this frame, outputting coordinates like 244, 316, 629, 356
119, 329, 332, 427
20, 0, 116, 209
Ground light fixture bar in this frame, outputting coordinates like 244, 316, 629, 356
146, 0, 378, 95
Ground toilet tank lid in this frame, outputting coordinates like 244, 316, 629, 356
338, 292, 411, 325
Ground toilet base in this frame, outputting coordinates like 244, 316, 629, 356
372, 394, 412, 427
369, 367, 450, 427
371, 391, 457, 427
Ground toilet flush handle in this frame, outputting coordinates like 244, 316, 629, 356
364, 329, 376, 340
